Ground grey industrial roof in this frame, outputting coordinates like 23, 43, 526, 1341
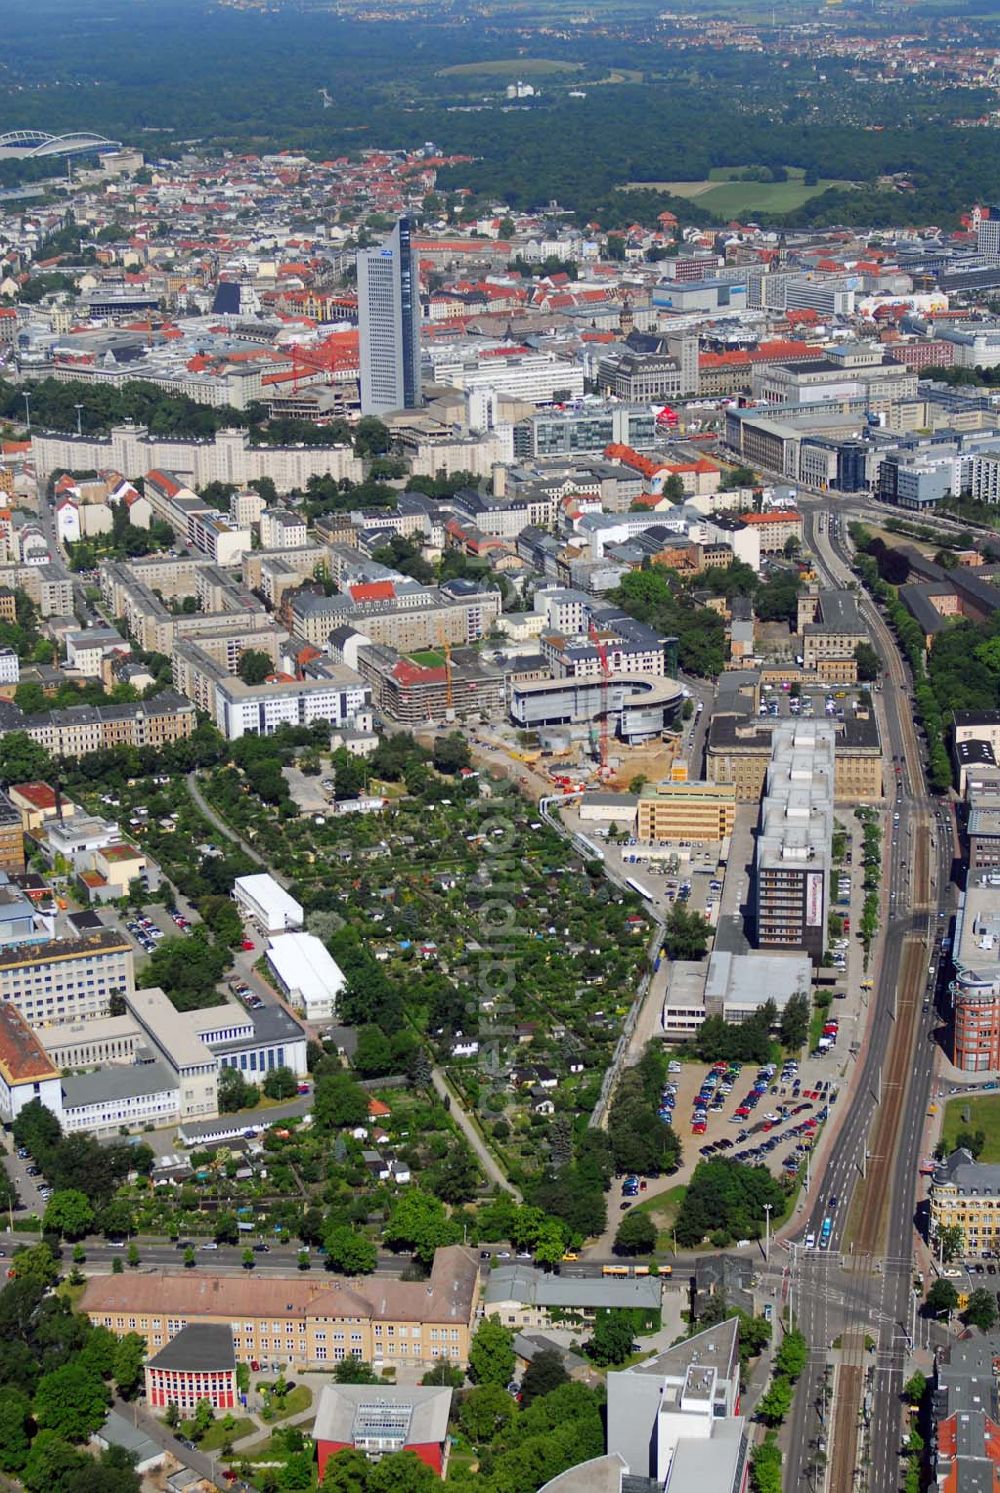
149, 1323, 235, 1372
94, 1410, 164, 1467
62, 1059, 176, 1109
899, 583, 950, 636
484, 1264, 662, 1312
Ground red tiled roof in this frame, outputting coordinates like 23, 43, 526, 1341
740, 510, 802, 525
349, 581, 395, 603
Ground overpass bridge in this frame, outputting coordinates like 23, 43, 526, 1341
0, 130, 122, 160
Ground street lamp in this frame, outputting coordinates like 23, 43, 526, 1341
763, 1202, 773, 1263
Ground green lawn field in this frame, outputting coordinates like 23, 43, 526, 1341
438, 58, 582, 77
941, 1094, 1000, 1162
409, 649, 446, 668
623, 165, 854, 218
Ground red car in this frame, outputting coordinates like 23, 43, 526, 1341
241, 939, 255, 951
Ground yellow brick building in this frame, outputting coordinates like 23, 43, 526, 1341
636, 780, 738, 843
80, 1248, 480, 1371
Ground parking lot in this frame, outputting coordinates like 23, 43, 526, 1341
624, 1052, 842, 1205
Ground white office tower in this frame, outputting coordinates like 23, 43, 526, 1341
358, 216, 422, 416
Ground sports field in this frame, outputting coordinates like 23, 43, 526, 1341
438, 57, 582, 77
623, 165, 853, 218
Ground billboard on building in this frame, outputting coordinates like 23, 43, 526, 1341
806, 871, 824, 927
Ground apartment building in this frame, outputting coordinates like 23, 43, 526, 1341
81, 1246, 481, 1371
15, 691, 196, 757
753, 719, 835, 963
259, 509, 308, 550
636, 780, 738, 843
31, 425, 363, 495
211, 662, 371, 741
288, 582, 501, 651
0, 929, 134, 1029
929, 1150, 1000, 1258
738, 510, 803, 555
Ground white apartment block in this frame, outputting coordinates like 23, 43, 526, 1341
259, 509, 308, 549
31, 426, 363, 496
214, 671, 370, 740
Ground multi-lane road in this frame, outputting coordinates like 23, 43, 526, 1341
779, 502, 954, 1493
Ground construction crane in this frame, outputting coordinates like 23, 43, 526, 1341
588, 620, 611, 771
437, 626, 453, 713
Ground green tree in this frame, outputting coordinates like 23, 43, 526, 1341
193, 1399, 215, 1437
242, 1248, 255, 1270
281, 1451, 315, 1491
420, 1359, 464, 1387
0, 1386, 32, 1472
263, 1066, 299, 1101
352, 1024, 394, 1079
964, 1287, 998, 1331
323, 1225, 378, 1275
384, 1188, 461, 1264
354, 417, 391, 457
215, 1211, 239, 1245
460, 1381, 515, 1442
521, 1348, 570, 1405
778, 992, 810, 1052
218, 1065, 258, 1113
0, 731, 52, 783
662, 473, 686, 503
43, 1188, 95, 1241
22, 1432, 85, 1493
614, 1209, 657, 1256
9, 1240, 59, 1287
238, 649, 273, 686
321, 1449, 370, 1492
164, 1403, 180, 1429
112, 1333, 147, 1399
854, 642, 879, 681
468, 1315, 516, 1387
586, 1309, 635, 1367
756, 1375, 794, 1427
332, 1358, 379, 1385
903, 1370, 927, 1404
432, 733, 471, 775
926, 1279, 959, 1316
313, 1070, 369, 1130
367, 1452, 437, 1493
34, 1362, 111, 1441
936, 1223, 965, 1263
749, 1435, 783, 1493
662, 899, 710, 961
774, 1329, 807, 1382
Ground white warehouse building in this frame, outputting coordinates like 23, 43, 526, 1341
266, 932, 346, 1024
233, 874, 303, 935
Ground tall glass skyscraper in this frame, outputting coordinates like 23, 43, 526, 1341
358, 216, 422, 416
